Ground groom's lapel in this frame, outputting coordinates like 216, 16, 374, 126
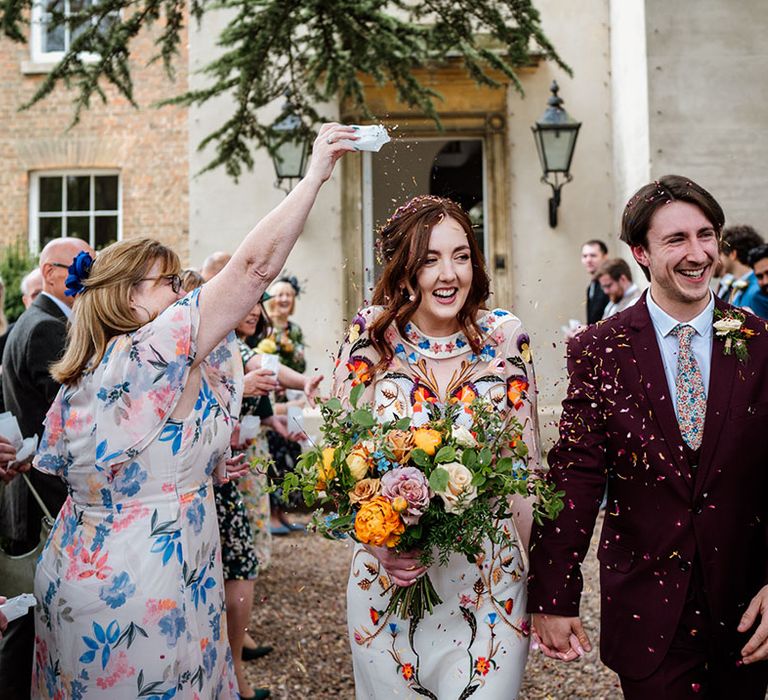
694, 296, 737, 499
627, 294, 692, 486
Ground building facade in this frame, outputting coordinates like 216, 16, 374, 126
2, 0, 766, 446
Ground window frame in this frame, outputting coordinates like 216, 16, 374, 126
361, 136, 490, 295
29, 0, 105, 63
29, 170, 123, 252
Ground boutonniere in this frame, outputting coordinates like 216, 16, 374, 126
713, 309, 754, 363
732, 279, 749, 292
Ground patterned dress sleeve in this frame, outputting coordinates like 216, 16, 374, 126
331, 307, 384, 409
500, 318, 542, 473
36, 287, 242, 474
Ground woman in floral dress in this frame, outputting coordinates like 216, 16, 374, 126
31, 124, 355, 699
333, 196, 540, 699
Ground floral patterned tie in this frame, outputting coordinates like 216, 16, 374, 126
671, 324, 706, 450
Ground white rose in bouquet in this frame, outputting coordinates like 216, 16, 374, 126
435, 462, 478, 514
451, 425, 478, 448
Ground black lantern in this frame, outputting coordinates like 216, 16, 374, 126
531, 81, 581, 227
269, 94, 310, 191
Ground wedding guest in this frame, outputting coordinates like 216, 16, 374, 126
178, 274, 276, 698
20, 268, 44, 309
334, 195, 539, 698
746, 244, 768, 319
0, 432, 26, 642
582, 239, 609, 323
529, 175, 768, 698
29, 125, 355, 699
0, 237, 93, 700
201, 251, 232, 282
597, 258, 641, 318
718, 225, 763, 305
262, 275, 308, 534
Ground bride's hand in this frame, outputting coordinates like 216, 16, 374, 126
363, 545, 428, 587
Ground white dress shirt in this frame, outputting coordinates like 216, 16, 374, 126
40, 291, 73, 319
602, 283, 641, 319
646, 290, 714, 417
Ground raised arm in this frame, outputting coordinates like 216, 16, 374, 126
194, 124, 358, 363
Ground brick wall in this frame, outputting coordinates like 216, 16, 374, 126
0, 18, 189, 261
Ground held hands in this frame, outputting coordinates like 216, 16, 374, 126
739, 584, 768, 663
305, 124, 359, 185
363, 545, 428, 587
531, 613, 592, 662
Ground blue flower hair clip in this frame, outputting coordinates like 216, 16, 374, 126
64, 250, 94, 297
276, 271, 304, 297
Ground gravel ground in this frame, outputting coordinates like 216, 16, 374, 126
245, 513, 620, 699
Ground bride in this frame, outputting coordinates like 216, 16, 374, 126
332, 195, 540, 699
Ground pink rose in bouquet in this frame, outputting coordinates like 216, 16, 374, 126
380, 466, 431, 525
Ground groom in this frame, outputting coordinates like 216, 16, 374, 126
528, 175, 768, 698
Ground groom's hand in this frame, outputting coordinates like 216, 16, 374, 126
739, 585, 768, 663
532, 613, 592, 662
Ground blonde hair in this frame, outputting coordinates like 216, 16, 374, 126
52, 238, 180, 385
265, 280, 296, 318
0, 278, 7, 336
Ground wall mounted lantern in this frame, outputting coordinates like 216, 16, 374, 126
531, 81, 581, 227
270, 94, 310, 192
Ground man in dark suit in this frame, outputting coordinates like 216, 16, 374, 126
529, 176, 768, 698
0, 237, 93, 699
582, 239, 610, 323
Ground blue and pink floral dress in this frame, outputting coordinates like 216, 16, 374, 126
32, 289, 241, 699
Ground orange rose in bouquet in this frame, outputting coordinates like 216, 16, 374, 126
354, 496, 405, 548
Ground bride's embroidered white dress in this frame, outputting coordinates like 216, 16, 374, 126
333, 306, 540, 700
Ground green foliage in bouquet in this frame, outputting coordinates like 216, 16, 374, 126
282, 383, 564, 621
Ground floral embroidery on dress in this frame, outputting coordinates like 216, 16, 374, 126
333, 305, 539, 699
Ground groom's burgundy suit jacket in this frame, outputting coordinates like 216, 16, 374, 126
528, 292, 768, 680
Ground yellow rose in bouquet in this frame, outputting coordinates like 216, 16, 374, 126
413, 428, 442, 456
316, 446, 337, 490
354, 496, 405, 548
346, 441, 373, 481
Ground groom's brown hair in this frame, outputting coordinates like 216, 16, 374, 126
620, 175, 725, 280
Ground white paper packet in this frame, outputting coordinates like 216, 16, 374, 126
0, 593, 37, 623
343, 124, 390, 152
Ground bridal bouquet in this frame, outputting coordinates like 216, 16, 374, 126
282, 384, 564, 621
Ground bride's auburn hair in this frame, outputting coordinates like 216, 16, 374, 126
52, 238, 181, 385
369, 195, 490, 372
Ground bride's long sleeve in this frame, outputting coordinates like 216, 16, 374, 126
331, 306, 381, 409
501, 320, 542, 554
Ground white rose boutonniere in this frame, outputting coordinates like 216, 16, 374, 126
713, 309, 753, 363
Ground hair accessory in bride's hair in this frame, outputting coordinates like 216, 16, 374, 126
375, 195, 454, 264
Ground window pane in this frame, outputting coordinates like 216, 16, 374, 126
94, 175, 118, 210
66, 175, 90, 211
66, 216, 90, 241
94, 216, 117, 249
39, 217, 62, 248
42, 0, 66, 52
39, 177, 63, 212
